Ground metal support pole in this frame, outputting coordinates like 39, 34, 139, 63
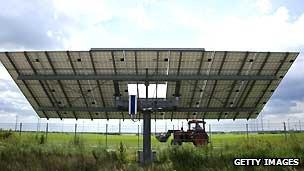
154, 121, 156, 135
256, 120, 258, 133
138, 124, 140, 150
36, 118, 39, 133
74, 123, 77, 142
209, 124, 211, 143
283, 122, 287, 140
15, 115, 18, 132
143, 68, 152, 164
246, 123, 249, 139
61, 119, 64, 133
19, 122, 22, 136
299, 120, 301, 132
119, 119, 121, 134
143, 111, 151, 164
106, 123, 108, 147
261, 117, 264, 132
46, 122, 48, 141
97, 120, 100, 132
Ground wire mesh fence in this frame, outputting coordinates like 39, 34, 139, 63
1, 120, 303, 150
1, 120, 303, 134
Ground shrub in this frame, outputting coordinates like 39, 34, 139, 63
118, 141, 127, 163
34, 134, 46, 144
0, 130, 13, 139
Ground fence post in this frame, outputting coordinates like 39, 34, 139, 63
138, 124, 140, 150
119, 119, 121, 135
19, 122, 22, 136
154, 121, 156, 135
15, 117, 18, 132
45, 123, 48, 141
209, 124, 211, 143
105, 123, 108, 147
256, 120, 259, 133
61, 120, 64, 133
246, 123, 249, 139
74, 123, 77, 143
36, 118, 39, 133
283, 122, 287, 140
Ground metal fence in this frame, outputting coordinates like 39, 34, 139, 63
0, 120, 302, 134
1, 120, 303, 150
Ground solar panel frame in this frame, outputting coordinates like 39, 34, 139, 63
0, 49, 299, 120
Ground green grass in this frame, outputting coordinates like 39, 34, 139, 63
18, 132, 163, 149
1, 130, 304, 170
20, 131, 300, 149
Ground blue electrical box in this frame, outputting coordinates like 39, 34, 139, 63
129, 95, 137, 116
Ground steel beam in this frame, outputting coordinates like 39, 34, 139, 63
111, 51, 120, 97
247, 52, 289, 120
89, 51, 108, 120
91, 48, 205, 51
67, 51, 93, 120
135, 51, 140, 97
5, 52, 49, 119
233, 52, 270, 120
218, 52, 249, 121
174, 51, 183, 97
37, 106, 256, 113
188, 51, 205, 119
204, 51, 227, 119
24, 51, 62, 119
143, 110, 152, 164
18, 74, 276, 81
45, 51, 78, 120
142, 75, 152, 164
155, 51, 159, 99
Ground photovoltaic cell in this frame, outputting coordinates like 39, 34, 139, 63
0, 49, 299, 120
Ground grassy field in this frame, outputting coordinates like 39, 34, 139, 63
0, 130, 304, 170
16, 131, 300, 148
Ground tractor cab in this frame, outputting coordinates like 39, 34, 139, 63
188, 120, 206, 131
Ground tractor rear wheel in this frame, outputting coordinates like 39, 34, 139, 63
171, 140, 181, 145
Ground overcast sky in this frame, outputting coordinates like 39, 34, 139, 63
0, 0, 303, 129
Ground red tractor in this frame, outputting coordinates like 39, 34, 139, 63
155, 120, 209, 146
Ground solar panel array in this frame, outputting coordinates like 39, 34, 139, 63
0, 49, 299, 120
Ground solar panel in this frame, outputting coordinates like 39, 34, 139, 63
0, 49, 299, 120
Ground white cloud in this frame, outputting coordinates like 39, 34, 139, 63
256, 0, 272, 14
52, 0, 113, 25
1, 0, 304, 126
197, 7, 303, 51
290, 100, 304, 113
0, 63, 12, 80
52, 0, 158, 49
126, 5, 156, 30
165, 3, 303, 51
